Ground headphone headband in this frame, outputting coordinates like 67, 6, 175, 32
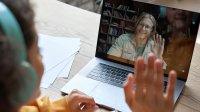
0, 2, 27, 62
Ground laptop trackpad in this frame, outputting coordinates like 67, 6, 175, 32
90, 83, 131, 112
61, 75, 100, 95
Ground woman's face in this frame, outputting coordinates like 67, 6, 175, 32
136, 17, 154, 39
27, 36, 44, 102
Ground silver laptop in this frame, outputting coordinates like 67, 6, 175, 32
61, 0, 200, 111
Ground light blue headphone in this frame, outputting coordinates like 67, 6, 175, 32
0, 1, 37, 106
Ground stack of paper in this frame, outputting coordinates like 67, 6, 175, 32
38, 34, 81, 88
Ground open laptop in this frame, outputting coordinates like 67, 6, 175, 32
61, 0, 200, 111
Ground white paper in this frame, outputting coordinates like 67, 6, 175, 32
38, 34, 80, 72
39, 34, 80, 88
41, 53, 77, 84
58, 55, 76, 78
40, 82, 50, 88
41, 56, 70, 84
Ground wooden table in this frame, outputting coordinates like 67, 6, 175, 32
32, 0, 200, 111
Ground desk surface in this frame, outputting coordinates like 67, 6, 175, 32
33, 0, 200, 111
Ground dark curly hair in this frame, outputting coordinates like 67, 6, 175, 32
0, 0, 37, 111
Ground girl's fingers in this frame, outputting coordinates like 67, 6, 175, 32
145, 54, 156, 101
135, 57, 145, 101
69, 89, 96, 107
166, 71, 177, 102
123, 74, 136, 106
154, 59, 164, 101
81, 105, 99, 112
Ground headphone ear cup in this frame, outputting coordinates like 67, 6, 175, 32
11, 61, 37, 106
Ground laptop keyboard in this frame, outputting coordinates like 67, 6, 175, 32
86, 63, 168, 91
86, 63, 132, 88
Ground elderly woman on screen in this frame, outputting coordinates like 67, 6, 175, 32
107, 13, 165, 66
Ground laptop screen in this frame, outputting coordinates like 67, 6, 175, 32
95, 0, 200, 81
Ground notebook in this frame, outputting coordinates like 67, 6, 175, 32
61, 0, 200, 111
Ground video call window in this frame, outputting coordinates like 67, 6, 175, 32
96, 0, 200, 80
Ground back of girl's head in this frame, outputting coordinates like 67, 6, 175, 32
0, 0, 37, 111
3, 0, 36, 49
